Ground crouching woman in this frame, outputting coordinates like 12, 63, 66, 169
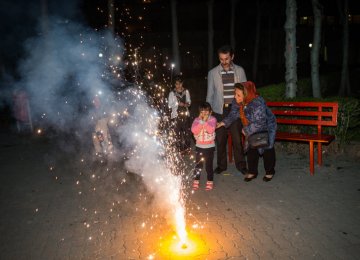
235, 81, 277, 182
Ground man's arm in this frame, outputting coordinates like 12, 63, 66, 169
206, 70, 214, 103
235, 66, 247, 83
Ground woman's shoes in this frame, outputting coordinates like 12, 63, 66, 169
244, 173, 274, 182
244, 173, 257, 182
263, 174, 274, 182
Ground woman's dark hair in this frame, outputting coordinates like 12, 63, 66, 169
199, 102, 212, 112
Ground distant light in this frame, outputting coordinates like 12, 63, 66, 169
99, 53, 103, 57
309, 43, 312, 48
171, 63, 175, 68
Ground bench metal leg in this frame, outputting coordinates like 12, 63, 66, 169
318, 143, 322, 166
309, 141, 315, 175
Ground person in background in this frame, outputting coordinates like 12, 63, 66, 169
92, 95, 113, 158
12, 89, 33, 133
168, 75, 191, 153
191, 102, 217, 191
93, 116, 113, 157
218, 82, 277, 182
206, 45, 247, 175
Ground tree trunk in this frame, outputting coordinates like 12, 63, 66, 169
41, 0, 48, 35
230, 0, 238, 50
207, 0, 214, 70
284, 0, 297, 98
41, 0, 51, 54
108, 0, 115, 34
337, 0, 350, 96
171, 0, 181, 75
252, 0, 262, 81
267, 10, 273, 71
311, 0, 322, 98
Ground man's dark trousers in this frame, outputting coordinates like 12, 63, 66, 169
213, 106, 247, 172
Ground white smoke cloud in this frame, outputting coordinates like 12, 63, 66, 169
15, 17, 123, 133
13, 16, 187, 238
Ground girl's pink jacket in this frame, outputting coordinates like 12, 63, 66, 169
191, 116, 217, 147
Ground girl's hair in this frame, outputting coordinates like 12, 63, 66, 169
234, 82, 247, 98
174, 75, 183, 83
199, 102, 212, 112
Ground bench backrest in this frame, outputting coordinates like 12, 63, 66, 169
266, 101, 338, 134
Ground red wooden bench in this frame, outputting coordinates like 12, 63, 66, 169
228, 101, 338, 175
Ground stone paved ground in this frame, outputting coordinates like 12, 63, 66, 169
1, 133, 360, 260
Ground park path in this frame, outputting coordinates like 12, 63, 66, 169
0, 133, 359, 259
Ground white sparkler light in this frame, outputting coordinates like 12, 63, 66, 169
98, 53, 103, 57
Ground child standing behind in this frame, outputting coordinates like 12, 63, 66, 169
168, 75, 192, 153
191, 102, 217, 191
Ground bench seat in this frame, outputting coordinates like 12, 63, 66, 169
275, 132, 335, 143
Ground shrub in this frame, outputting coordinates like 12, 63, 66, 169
257, 83, 285, 101
331, 98, 360, 149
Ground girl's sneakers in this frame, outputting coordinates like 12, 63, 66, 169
192, 180, 200, 190
205, 181, 213, 191
193, 180, 214, 191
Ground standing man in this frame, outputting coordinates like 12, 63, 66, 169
206, 45, 247, 175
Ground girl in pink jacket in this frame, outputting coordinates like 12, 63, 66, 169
191, 102, 217, 191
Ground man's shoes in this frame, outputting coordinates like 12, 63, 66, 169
244, 173, 257, 182
214, 167, 226, 174
263, 174, 274, 182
